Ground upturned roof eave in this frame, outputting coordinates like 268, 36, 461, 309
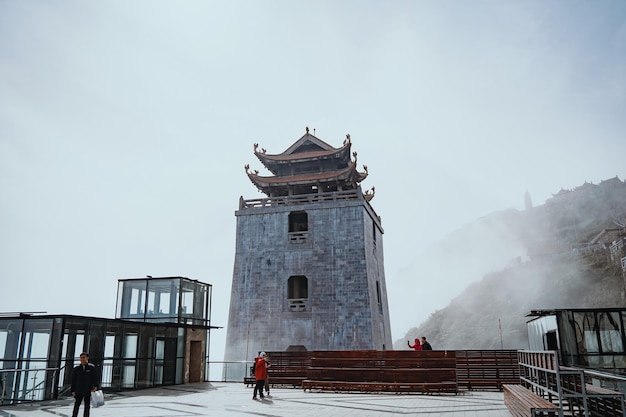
254, 142, 352, 174
246, 162, 366, 189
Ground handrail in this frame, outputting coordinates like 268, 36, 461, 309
573, 367, 626, 391
518, 350, 626, 417
0, 366, 62, 404
0, 367, 60, 373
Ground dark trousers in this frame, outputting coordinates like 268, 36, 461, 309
72, 392, 91, 417
253, 380, 265, 398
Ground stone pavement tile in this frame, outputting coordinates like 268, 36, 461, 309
0, 382, 514, 417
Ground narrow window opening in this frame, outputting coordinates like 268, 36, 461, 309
289, 211, 308, 232
372, 221, 377, 243
289, 211, 308, 243
288, 275, 308, 312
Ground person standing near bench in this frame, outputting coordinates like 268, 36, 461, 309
263, 352, 271, 397
252, 351, 268, 400
421, 337, 432, 350
408, 338, 422, 351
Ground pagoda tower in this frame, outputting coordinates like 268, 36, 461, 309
223, 128, 392, 370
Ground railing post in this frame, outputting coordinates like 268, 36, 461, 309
552, 351, 565, 417
1, 372, 5, 405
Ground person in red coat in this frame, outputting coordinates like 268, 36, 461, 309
407, 338, 422, 351
252, 352, 268, 400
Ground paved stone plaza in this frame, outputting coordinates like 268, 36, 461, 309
0, 382, 514, 417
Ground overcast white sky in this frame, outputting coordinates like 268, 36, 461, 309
1, 1, 625, 361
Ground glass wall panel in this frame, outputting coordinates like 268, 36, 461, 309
171, 280, 180, 320
124, 334, 138, 358
136, 358, 154, 389
73, 335, 85, 359
146, 279, 177, 321
175, 358, 183, 384
181, 282, 194, 316
155, 339, 165, 385
527, 316, 558, 350
116, 280, 148, 320
0, 319, 23, 365
23, 331, 49, 360
88, 321, 105, 363
116, 281, 124, 319
122, 324, 139, 388
160, 293, 171, 315
122, 361, 135, 388
101, 334, 116, 388
139, 326, 155, 359
598, 311, 624, 353
573, 311, 599, 353
131, 288, 146, 316
163, 337, 177, 385
105, 322, 124, 358
104, 335, 115, 357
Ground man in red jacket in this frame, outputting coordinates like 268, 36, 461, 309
252, 352, 268, 400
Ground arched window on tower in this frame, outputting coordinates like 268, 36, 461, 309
288, 211, 308, 244
288, 275, 308, 312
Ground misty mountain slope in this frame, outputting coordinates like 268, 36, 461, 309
389, 208, 528, 338
397, 251, 625, 350
393, 177, 626, 350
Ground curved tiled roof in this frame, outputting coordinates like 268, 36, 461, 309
254, 137, 352, 174
255, 141, 351, 162
245, 161, 368, 196
244, 130, 368, 197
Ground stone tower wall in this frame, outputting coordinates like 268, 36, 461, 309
224, 196, 392, 366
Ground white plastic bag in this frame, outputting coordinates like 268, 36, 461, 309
91, 389, 105, 408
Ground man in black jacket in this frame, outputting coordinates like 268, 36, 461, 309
421, 337, 433, 350
71, 352, 99, 417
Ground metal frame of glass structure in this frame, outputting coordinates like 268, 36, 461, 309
527, 308, 626, 374
0, 277, 218, 405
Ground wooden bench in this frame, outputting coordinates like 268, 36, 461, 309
266, 351, 310, 388
302, 350, 458, 394
503, 384, 559, 417
456, 350, 520, 390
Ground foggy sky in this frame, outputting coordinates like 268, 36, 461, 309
1, 1, 625, 362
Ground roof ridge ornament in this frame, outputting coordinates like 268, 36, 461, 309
364, 186, 375, 201
344, 133, 351, 146
244, 164, 258, 175
306, 126, 309, 134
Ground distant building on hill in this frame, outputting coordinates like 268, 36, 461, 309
546, 176, 626, 205
223, 129, 392, 378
